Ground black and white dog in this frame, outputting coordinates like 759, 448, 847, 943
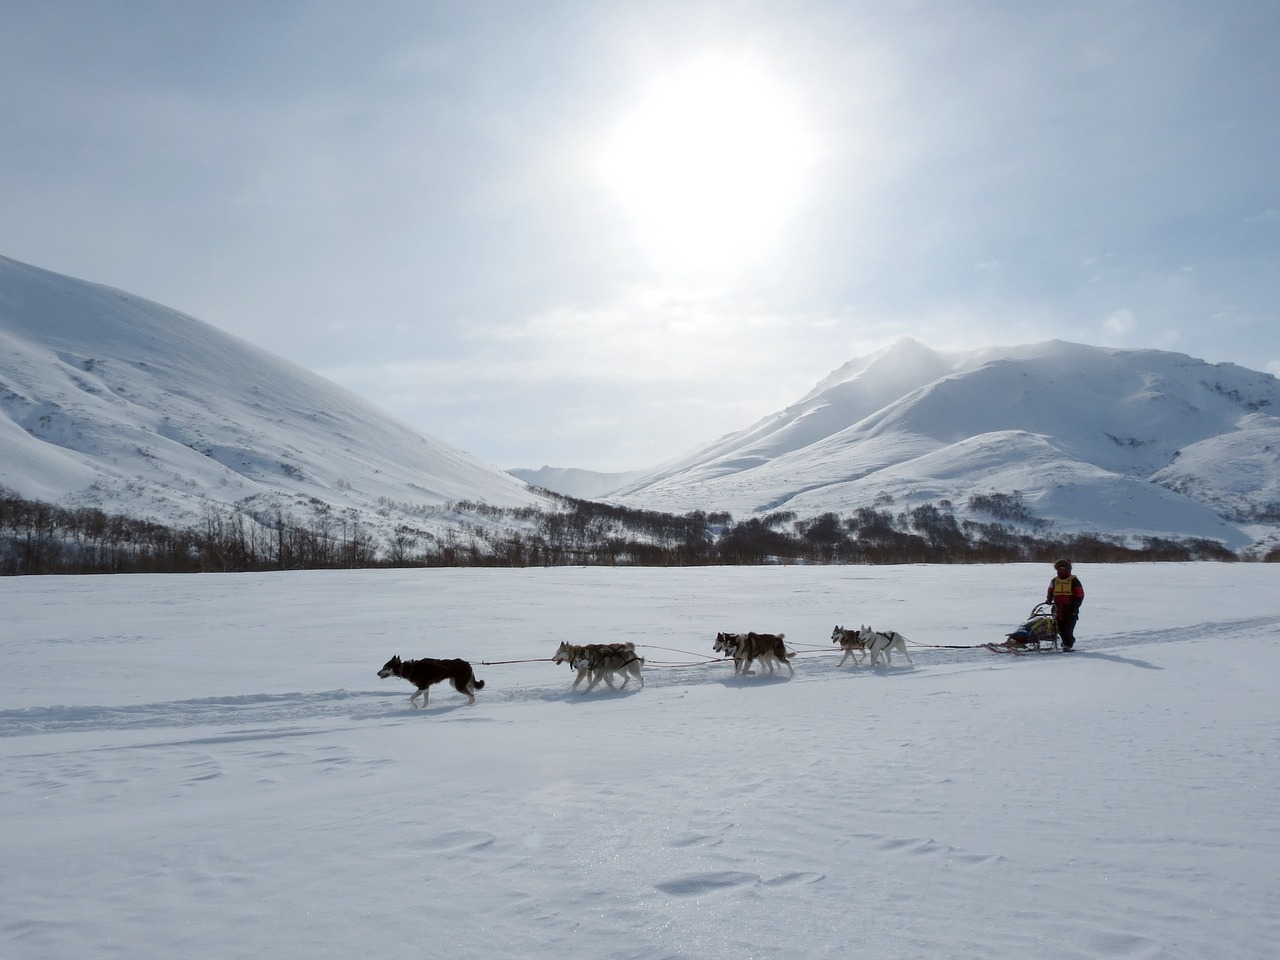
378, 655, 485, 708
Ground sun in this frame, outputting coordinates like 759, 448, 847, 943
595, 53, 818, 275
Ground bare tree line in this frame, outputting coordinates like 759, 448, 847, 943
0, 485, 1248, 576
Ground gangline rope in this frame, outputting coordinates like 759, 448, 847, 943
478, 638, 994, 669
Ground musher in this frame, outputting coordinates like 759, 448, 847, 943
1047, 559, 1084, 651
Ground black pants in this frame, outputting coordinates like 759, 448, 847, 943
1057, 614, 1078, 649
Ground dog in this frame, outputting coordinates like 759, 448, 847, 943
855, 626, 915, 667
377, 655, 485, 708
552, 641, 639, 691
831, 625, 870, 666
571, 646, 645, 694
714, 632, 782, 674
714, 631, 793, 676
551, 640, 589, 686
713, 632, 751, 674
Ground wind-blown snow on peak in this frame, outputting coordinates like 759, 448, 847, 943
0, 255, 546, 534
612, 339, 1280, 550
796, 336, 965, 404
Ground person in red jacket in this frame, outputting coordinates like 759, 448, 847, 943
1047, 559, 1084, 651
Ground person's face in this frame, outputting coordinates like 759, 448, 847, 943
1055, 564, 1071, 576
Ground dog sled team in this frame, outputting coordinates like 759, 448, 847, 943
377, 560, 1077, 709
377, 622, 918, 710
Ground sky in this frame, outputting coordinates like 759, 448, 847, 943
3, 1, 1279, 472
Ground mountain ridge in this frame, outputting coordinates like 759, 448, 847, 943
610, 337, 1280, 551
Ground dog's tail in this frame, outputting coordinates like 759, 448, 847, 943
473, 678, 486, 690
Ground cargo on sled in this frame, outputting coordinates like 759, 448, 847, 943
988, 602, 1060, 654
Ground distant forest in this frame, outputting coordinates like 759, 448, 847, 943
1, 485, 1257, 576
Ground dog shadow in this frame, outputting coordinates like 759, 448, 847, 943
561, 686, 646, 704
384, 699, 478, 717
829, 663, 916, 676
720, 673, 793, 687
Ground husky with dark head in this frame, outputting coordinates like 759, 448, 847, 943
378, 655, 485, 708
831, 625, 870, 666
713, 632, 750, 674
855, 626, 915, 668
714, 631, 793, 676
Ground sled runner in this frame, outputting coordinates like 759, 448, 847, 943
990, 602, 1060, 653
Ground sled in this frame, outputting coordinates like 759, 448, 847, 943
995, 601, 1060, 653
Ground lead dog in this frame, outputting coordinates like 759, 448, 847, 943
831, 625, 870, 666
552, 641, 639, 691
714, 631, 794, 676
855, 626, 915, 667
378, 655, 485, 708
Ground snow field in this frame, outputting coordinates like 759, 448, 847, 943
2, 563, 1278, 959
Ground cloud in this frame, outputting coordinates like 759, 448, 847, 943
4, 0, 1279, 471
320, 285, 853, 469
1104, 309, 1137, 337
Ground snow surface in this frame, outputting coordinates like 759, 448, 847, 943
3, 563, 1278, 959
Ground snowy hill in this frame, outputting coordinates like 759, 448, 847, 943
612, 338, 1280, 551
0, 255, 547, 539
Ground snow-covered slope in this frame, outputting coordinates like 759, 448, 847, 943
507, 465, 649, 499
613, 338, 1280, 549
0, 255, 547, 535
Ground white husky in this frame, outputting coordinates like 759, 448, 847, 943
856, 625, 915, 667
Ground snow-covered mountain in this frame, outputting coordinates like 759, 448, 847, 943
6, 253, 1279, 557
611, 338, 1280, 551
0, 255, 548, 539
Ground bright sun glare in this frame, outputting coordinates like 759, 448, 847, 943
596, 53, 818, 274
